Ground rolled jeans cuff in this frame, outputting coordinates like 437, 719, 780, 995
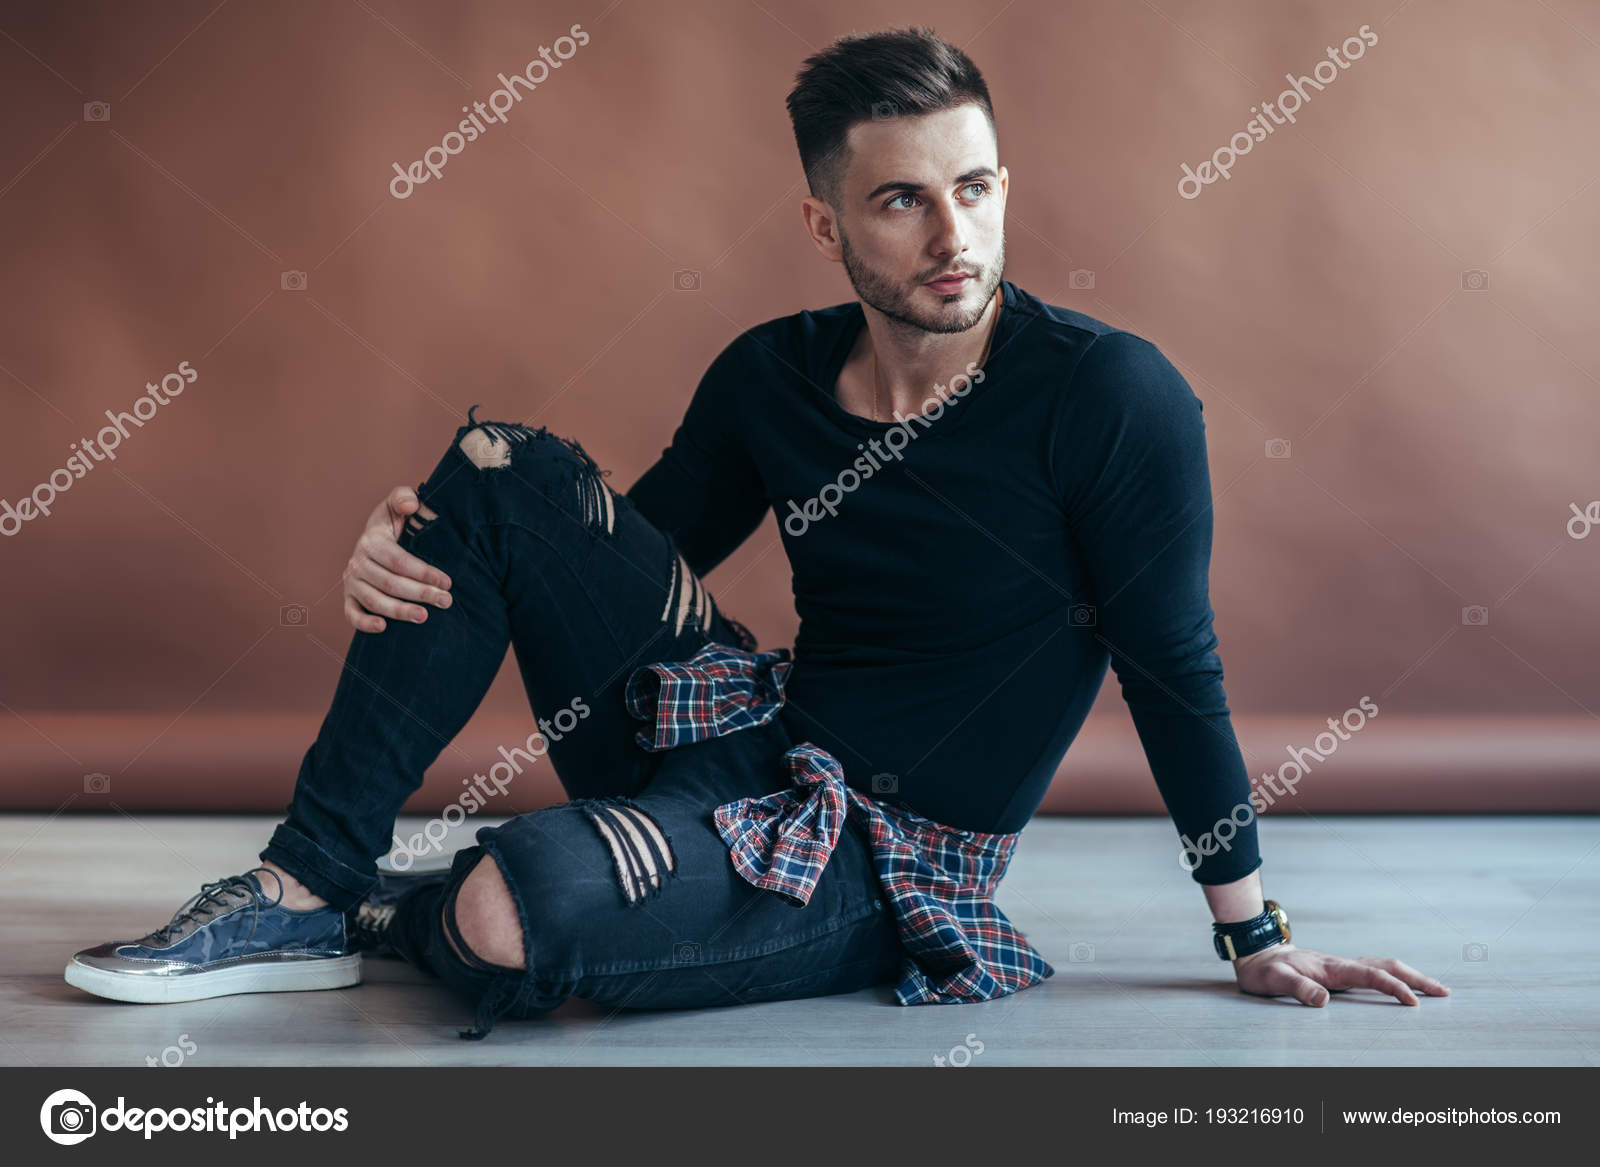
260, 821, 376, 911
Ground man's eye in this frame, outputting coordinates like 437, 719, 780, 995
887, 193, 917, 210
962, 181, 989, 199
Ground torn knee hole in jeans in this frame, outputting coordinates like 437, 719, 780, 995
458, 404, 620, 537
575, 796, 678, 907
457, 422, 531, 469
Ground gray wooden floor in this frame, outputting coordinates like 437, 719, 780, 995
3, 814, 1595, 1066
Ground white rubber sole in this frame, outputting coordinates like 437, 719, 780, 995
64, 954, 363, 1004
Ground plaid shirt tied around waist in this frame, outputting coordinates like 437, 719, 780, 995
625, 642, 1055, 1006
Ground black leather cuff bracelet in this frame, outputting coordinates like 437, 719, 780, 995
1212, 899, 1291, 960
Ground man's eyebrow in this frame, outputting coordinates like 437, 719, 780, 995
863, 166, 998, 203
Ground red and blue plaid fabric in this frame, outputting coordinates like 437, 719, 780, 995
625, 641, 1055, 1006
625, 643, 793, 751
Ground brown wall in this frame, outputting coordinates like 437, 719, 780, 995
2, 0, 1598, 813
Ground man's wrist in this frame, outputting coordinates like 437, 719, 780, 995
1212, 898, 1267, 926
1201, 870, 1266, 925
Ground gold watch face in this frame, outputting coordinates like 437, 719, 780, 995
1266, 899, 1291, 942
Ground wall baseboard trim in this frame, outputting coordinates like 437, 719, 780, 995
2, 711, 1596, 815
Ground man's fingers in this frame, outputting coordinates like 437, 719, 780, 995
344, 595, 386, 634
1369, 969, 1420, 1006
365, 536, 452, 591
385, 489, 437, 529
347, 577, 429, 624
1281, 970, 1331, 1008
350, 555, 452, 609
375, 489, 413, 540
381, 486, 433, 541
346, 488, 449, 632
1237, 951, 1448, 1010
1238, 960, 1328, 1007
1364, 957, 1451, 997
1331, 961, 1420, 1005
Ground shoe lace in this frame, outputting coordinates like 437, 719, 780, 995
142, 866, 286, 947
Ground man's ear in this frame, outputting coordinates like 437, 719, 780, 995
800, 195, 845, 263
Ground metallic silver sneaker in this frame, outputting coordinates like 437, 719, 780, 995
64, 867, 361, 1004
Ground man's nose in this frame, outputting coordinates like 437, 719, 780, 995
927, 198, 968, 259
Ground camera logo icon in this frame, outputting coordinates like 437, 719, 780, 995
1462, 942, 1488, 962
281, 270, 308, 291
871, 101, 898, 119
1461, 269, 1489, 291
672, 269, 701, 291
280, 603, 309, 627
1461, 605, 1489, 626
1069, 603, 1096, 627
673, 939, 702, 964
1265, 438, 1291, 459
1069, 268, 1095, 290
1068, 941, 1096, 962
83, 102, 110, 122
83, 772, 111, 794
870, 772, 899, 795
40, 1088, 97, 1145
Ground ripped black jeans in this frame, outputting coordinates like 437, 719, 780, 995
260, 408, 902, 1038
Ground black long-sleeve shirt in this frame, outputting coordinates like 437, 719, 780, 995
626, 279, 1261, 885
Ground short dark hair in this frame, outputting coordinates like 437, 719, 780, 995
785, 27, 996, 208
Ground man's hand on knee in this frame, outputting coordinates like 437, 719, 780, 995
343, 485, 453, 633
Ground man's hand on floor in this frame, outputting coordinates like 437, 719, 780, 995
343, 485, 454, 633
1230, 943, 1452, 1007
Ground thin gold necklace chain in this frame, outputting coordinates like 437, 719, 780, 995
871, 301, 1000, 423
